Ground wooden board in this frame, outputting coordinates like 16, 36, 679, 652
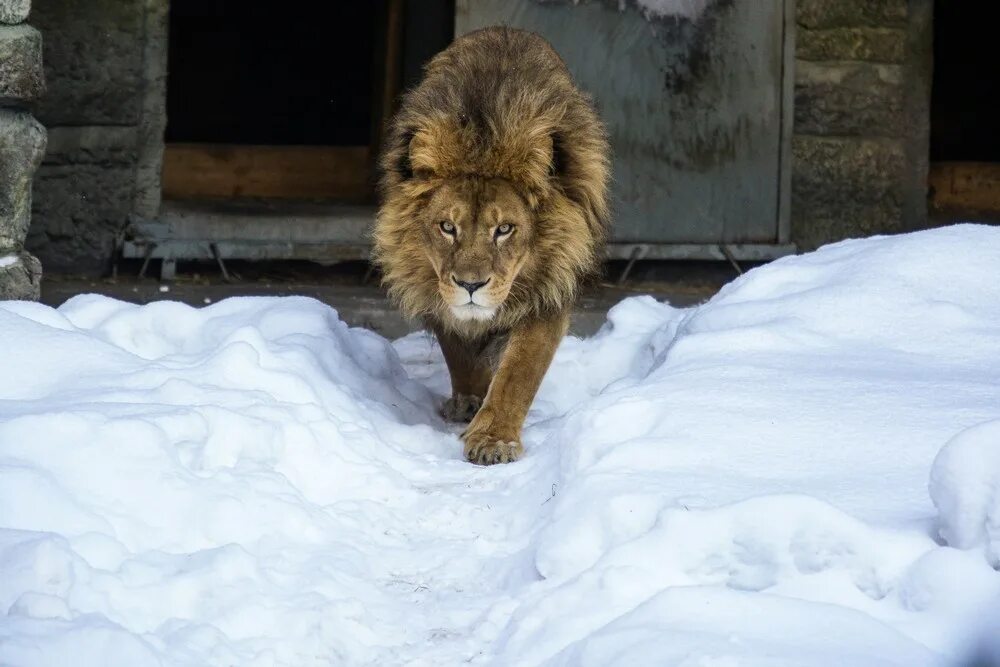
929, 162, 1000, 215
162, 144, 372, 201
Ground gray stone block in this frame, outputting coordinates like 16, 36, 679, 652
797, 0, 907, 29
0, 24, 44, 102
0, 0, 30, 24
797, 27, 906, 63
27, 125, 139, 271
31, 0, 144, 125
0, 108, 46, 251
0, 250, 41, 300
791, 136, 905, 250
28, 162, 133, 272
44, 125, 139, 166
794, 61, 904, 138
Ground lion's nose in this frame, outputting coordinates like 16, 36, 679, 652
452, 276, 490, 296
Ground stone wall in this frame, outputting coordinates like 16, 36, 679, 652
792, 0, 933, 250
26, 0, 166, 273
0, 0, 45, 299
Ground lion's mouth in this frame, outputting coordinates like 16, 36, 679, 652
450, 303, 497, 322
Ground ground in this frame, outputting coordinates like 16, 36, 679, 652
1, 225, 999, 666
38, 260, 730, 339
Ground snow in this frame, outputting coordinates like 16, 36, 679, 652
0, 254, 19, 269
2, 223, 1000, 666
930, 420, 1000, 567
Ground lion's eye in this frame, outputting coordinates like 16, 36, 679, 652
440, 221, 456, 235
495, 223, 514, 238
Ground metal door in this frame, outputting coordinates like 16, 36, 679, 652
456, 0, 794, 260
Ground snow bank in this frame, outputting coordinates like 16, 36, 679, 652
2, 224, 1000, 665
930, 420, 1000, 566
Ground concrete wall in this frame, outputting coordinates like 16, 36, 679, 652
17, 0, 935, 274
27, 0, 166, 272
791, 0, 933, 250
0, 0, 46, 299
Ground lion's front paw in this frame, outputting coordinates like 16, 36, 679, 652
441, 393, 483, 423
462, 430, 523, 465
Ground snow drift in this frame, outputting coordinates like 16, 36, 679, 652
1, 224, 1000, 666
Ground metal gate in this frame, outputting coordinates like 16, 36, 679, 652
456, 0, 795, 261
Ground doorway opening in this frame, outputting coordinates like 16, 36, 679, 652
929, 2, 1000, 222
164, 1, 383, 201
128, 1, 454, 279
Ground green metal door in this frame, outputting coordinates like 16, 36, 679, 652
456, 0, 794, 259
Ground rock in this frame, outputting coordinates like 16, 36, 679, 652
0, 108, 47, 251
791, 136, 906, 250
0, 250, 41, 300
794, 62, 904, 138
797, 27, 906, 63
30, 0, 144, 125
0, 24, 44, 102
29, 163, 133, 272
0, 0, 30, 24
796, 0, 907, 30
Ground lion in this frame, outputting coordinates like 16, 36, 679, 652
373, 26, 610, 465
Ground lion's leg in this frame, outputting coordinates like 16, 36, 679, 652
462, 310, 569, 465
435, 327, 492, 423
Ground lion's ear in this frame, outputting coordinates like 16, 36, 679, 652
395, 128, 415, 181
409, 127, 458, 180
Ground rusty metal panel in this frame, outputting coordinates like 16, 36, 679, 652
456, 0, 788, 245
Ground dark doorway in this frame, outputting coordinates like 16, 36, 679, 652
166, 1, 377, 147
162, 0, 454, 202
930, 4, 1000, 162
929, 2, 1000, 220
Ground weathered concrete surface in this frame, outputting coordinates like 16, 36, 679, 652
132, 0, 167, 219
794, 62, 904, 138
27, 0, 168, 272
791, 136, 905, 248
30, 0, 144, 126
796, 0, 906, 29
0, 108, 46, 250
0, 0, 30, 24
30, 163, 134, 271
797, 27, 906, 63
792, 0, 931, 251
0, 24, 44, 102
28, 127, 137, 270
459, 0, 788, 245
0, 250, 41, 299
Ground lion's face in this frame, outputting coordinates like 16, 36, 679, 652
418, 177, 534, 323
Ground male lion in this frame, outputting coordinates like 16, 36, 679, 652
373, 26, 610, 465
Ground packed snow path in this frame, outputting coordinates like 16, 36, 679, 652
2, 225, 1000, 666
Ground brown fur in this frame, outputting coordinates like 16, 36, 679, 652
373, 27, 610, 464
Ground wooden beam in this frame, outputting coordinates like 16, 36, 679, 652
162, 144, 372, 201
929, 162, 1000, 215
370, 0, 405, 166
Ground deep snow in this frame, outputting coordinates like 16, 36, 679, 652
1, 224, 1000, 666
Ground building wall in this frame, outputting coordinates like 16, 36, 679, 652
20, 0, 935, 273
27, 0, 165, 273
0, 0, 46, 298
791, 0, 933, 250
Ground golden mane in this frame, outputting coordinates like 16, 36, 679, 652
373, 26, 610, 334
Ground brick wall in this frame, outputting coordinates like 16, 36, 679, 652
792, 0, 933, 250
0, 0, 45, 299
26, 0, 166, 273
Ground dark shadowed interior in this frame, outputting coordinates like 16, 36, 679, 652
930, 2, 1000, 162
166, 0, 378, 146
